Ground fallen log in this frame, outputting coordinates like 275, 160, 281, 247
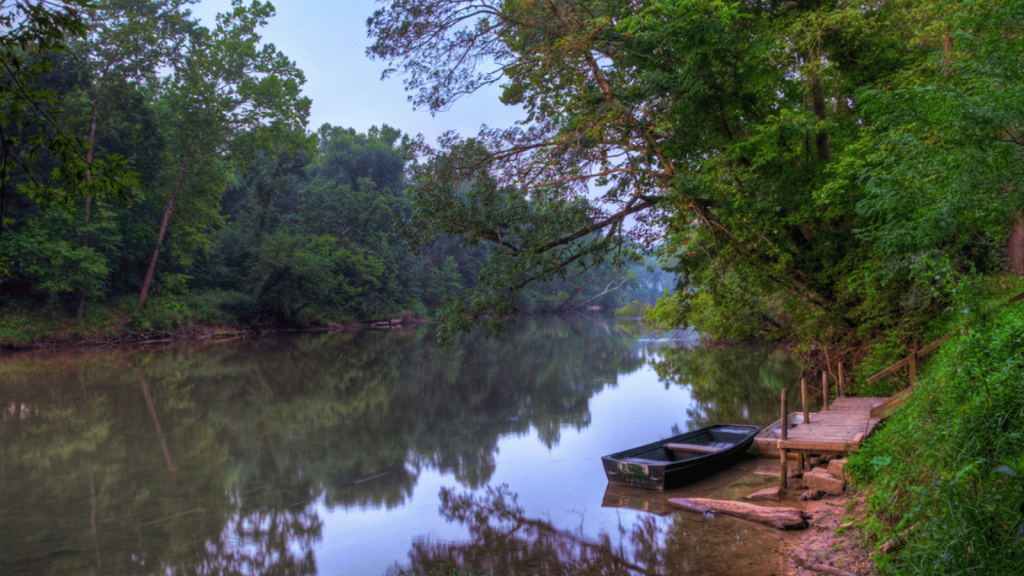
668, 497, 810, 530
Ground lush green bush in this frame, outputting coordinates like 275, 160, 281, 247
848, 306, 1024, 575
614, 300, 650, 318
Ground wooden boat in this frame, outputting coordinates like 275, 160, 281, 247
601, 424, 760, 490
754, 412, 814, 458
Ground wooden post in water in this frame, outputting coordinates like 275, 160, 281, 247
838, 362, 845, 397
801, 377, 809, 425
779, 388, 789, 492
821, 370, 829, 411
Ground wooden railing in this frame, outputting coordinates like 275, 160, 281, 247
865, 290, 1024, 418
864, 331, 955, 419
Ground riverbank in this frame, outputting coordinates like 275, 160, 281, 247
782, 489, 876, 576
0, 291, 427, 352
708, 459, 877, 576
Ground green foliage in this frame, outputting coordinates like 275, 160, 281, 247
136, 0, 311, 308
614, 300, 649, 319
250, 233, 384, 324
157, 273, 191, 297
848, 304, 1024, 574
5, 209, 114, 306
0, 0, 138, 217
127, 290, 236, 332
367, 0, 1024, 350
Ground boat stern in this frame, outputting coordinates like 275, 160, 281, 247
602, 456, 666, 490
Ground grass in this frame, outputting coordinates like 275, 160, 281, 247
847, 302, 1024, 575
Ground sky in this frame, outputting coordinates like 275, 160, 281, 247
193, 0, 523, 144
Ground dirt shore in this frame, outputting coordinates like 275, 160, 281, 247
782, 488, 877, 576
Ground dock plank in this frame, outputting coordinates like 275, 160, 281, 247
776, 397, 888, 454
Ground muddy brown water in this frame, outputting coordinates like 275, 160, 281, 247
0, 316, 815, 575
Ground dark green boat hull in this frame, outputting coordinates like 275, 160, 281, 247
601, 424, 760, 490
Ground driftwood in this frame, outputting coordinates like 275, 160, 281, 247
790, 552, 858, 576
669, 497, 811, 530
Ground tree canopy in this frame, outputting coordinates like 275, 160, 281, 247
368, 0, 1024, 347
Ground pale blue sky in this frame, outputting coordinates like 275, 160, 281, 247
194, 0, 522, 143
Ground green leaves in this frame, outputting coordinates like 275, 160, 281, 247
1, 1, 140, 219
6, 209, 116, 303
252, 232, 385, 323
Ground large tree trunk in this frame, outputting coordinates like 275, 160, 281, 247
808, 76, 830, 161
1009, 217, 1024, 276
137, 163, 185, 309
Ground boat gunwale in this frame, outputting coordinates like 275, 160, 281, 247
602, 424, 761, 472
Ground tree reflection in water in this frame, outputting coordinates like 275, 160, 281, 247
0, 318, 801, 575
651, 345, 805, 428
0, 316, 644, 575
397, 485, 784, 576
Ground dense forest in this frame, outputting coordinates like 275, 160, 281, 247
363, 0, 1024, 360
0, 0, 668, 344
4, 0, 1023, 357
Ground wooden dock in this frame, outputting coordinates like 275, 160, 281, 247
774, 373, 893, 491
777, 396, 889, 454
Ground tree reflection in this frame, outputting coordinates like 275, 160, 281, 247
651, 345, 804, 428
0, 316, 643, 575
403, 484, 653, 575
396, 484, 783, 576
0, 365, 322, 576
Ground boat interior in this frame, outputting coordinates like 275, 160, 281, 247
624, 427, 753, 464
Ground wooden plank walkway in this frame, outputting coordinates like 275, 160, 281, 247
778, 396, 890, 454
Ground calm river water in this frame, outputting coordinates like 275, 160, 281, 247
0, 316, 810, 575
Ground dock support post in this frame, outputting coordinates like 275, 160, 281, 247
839, 362, 845, 397
822, 371, 829, 411
801, 377, 809, 424
779, 388, 789, 492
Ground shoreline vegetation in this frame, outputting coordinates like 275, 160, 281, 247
0, 290, 433, 352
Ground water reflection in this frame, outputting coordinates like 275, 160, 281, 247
399, 483, 783, 575
652, 345, 810, 429
0, 317, 801, 575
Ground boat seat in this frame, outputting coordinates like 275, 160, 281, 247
622, 457, 669, 466
664, 442, 721, 454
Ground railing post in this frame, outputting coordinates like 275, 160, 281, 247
838, 361, 845, 397
779, 388, 789, 492
801, 377, 809, 424
822, 370, 829, 411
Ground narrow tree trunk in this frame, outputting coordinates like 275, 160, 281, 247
808, 76, 830, 161
82, 99, 99, 230
77, 100, 100, 319
138, 163, 185, 309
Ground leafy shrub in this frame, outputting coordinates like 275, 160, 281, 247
615, 300, 650, 318
218, 293, 260, 325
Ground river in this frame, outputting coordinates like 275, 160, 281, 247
0, 315, 810, 575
